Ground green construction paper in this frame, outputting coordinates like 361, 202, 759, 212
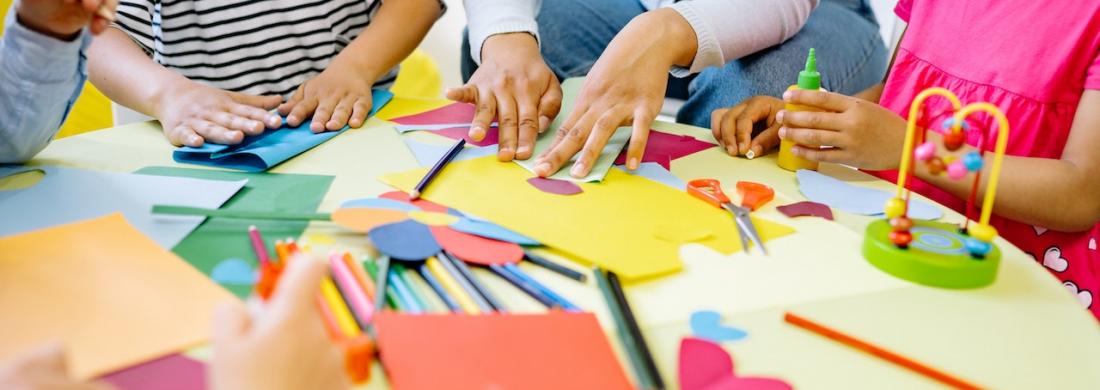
135, 166, 333, 297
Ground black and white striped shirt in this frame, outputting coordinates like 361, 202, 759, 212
113, 0, 400, 97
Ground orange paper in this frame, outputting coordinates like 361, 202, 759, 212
376, 312, 632, 390
0, 214, 236, 379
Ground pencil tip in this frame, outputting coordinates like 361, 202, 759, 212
409, 190, 420, 200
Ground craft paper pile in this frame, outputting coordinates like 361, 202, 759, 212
375, 312, 632, 390
174, 90, 393, 172
390, 101, 499, 147
0, 214, 235, 379
613, 130, 715, 170
0, 166, 245, 248
402, 137, 497, 167
99, 354, 206, 390
381, 156, 795, 281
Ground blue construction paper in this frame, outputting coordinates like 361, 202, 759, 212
796, 169, 942, 220
0, 166, 245, 248
615, 162, 686, 190
368, 219, 441, 261
690, 310, 748, 342
450, 218, 540, 246
402, 138, 498, 167
173, 89, 394, 172
341, 198, 419, 212
210, 258, 257, 285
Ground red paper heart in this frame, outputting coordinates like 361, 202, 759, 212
679, 337, 792, 390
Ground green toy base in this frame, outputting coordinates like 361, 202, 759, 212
863, 219, 1000, 289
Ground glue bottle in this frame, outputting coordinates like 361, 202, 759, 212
777, 48, 822, 171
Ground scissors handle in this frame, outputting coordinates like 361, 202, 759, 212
687, 179, 730, 208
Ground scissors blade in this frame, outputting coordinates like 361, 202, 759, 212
726, 204, 768, 255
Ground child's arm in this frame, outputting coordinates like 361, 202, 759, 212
781, 89, 1100, 232
278, 0, 442, 132
86, 29, 283, 147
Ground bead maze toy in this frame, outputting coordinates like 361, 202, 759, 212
863, 88, 1010, 289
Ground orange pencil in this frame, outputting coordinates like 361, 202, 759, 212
784, 312, 982, 390
342, 253, 377, 299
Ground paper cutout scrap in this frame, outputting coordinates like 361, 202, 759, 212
614, 130, 716, 170
210, 258, 257, 285
389, 102, 499, 147
0, 165, 245, 249
374, 96, 451, 121
690, 311, 748, 342
402, 137, 497, 167
777, 201, 834, 221
380, 156, 795, 281
0, 214, 236, 379
449, 218, 540, 246
174, 90, 393, 172
332, 207, 408, 233
135, 167, 333, 298
680, 337, 792, 390
515, 78, 631, 182
616, 162, 687, 190
796, 170, 942, 220
99, 353, 206, 390
368, 219, 443, 261
430, 226, 524, 265
527, 177, 583, 196
654, 224, 713, 244
376, 312, 633, 390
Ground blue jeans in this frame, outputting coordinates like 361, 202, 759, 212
461, 0, 888, 128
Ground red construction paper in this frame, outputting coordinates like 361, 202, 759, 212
435, 126, 500, 147
380, 191, 450, 213
776, 201, 834, 221
430, 226, 523, 265
615, 130, 715, 170
376, 312, 632, 390
679, 337, 792, 390
389, 102, 498, 147
526, 177, 583, 195
99, 354, 206, 390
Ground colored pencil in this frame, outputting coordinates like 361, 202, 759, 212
435, 253, 493, 312
425, 257, 481, 314
784, 312, 981, 390
365, 257, 401, 311
274, 240, 289, 266
315, 295, 346, 339
606, 270, 664, 390
502, 263, 580, 311
329, 271, 367, 331
394, 263, 432, 312
152, 204, 331, 221
442, 252, 506, 312
247, 225, 271, 267
594, 267, 653, 389
329, 253, 374, 325
319, 277, 360, 337
416, 263, 461, 312
387, 265, 424, 314
489, 263, 558, 309
524, 251, 586, 282
410, 138, 465, 200
342, 253, 377, 300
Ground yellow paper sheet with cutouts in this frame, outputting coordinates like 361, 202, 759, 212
380, 156, 794, 281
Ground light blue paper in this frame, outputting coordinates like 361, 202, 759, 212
211, 258, 258, 285
401, 138, 498, 167
340, 198, 420, 212
174, 89, 394, 172
450, 218, 540, 246
616, 162, 686, 190
0, 165, 246, 248
796, 169, 942, 220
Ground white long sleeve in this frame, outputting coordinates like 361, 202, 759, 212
463, 0, 541, 65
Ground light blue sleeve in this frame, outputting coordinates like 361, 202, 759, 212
0, 9, 91, 164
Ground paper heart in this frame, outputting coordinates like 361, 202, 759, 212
211, 258, 257, 285
527, 177, 583, 196
1089, 238, 1096, 251
679, 337, 792, 390
1032, 226, 1048, 236
1043, 246, 1068, 273
1063, 281, 1094, 309
690, 310, 748, 342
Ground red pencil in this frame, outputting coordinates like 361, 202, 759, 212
247, 225, 271, 267
784, 312, 982, 390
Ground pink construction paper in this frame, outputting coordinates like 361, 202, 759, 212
435, 126, 500, 147
527, 177, 583, 196
679, 337, 792, 390
389, 102, 499, 147
776, 201, 834, 221
615, 130, 715, 170
99, 353, 206, 390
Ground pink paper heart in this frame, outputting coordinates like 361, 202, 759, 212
680, 337, 792, 390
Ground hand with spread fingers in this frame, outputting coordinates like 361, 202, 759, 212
710, 96, 786, 159
775, 89, 907, 170
155, 80, 284, 148
278, 60, 376, 133
447, 33, 562, 162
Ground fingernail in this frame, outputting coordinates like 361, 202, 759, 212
539, 116, 550, 131
570, 161, 586, 177
746, 149, 756, 160
470, 126, 486, 141
517, 145, 531, 156
628, 157, 639, 170
535, 162, 551, 176
726, 145, 736, 155
783, 90, 793, 101
779, 127, 788, 139
189, 135, 202, 145
776, 110, 786, 123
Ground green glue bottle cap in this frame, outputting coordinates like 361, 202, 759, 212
798, 48, 820, 91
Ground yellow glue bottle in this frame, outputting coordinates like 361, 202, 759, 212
777, 48, 822, 171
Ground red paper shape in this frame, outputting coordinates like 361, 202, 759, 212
615, 130, 715, 170
430, 226, 523, 265
376, 312, 633, 390
679, 337, 792, 390
776, 201, 834, 221
99, 354, 206, 390
526, 177, 583, 196
380, 190, 450, 213
389, 102, 499, 147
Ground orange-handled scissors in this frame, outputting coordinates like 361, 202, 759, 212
687, 179, 768, 255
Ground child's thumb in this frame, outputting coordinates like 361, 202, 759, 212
268, 254, 329, 320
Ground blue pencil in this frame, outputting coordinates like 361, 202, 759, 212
443, 252, 506, 313
417, 263, 461, 312
488, 263, 558, 309
410, 138, 465, 200
502, 263, 580, 311
387, 267, 423, 314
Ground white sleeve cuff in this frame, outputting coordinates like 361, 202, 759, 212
669, 2, 725, 77
464, 0, 541, 65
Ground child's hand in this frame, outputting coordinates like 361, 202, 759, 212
279, 62, 375, 133
209, 255, 350, 390
155, 81, 283, 147
0, 343, 116, 390
16, 0, 118, 39
710, 96, 785, 158
777, 89, 908, 170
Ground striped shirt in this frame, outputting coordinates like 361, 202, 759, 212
113, 0, 401, 97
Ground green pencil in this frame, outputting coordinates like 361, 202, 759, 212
392, 263, 432, 312
364, 257, 402, 311
594, 267, 654, 389
152, 204, 331, 221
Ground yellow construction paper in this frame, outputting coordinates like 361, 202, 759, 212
380, 156, 795, 281
0, 214, 236, 379
374, 96, 452, 121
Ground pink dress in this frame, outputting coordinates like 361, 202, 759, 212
875, 0, 1100, 319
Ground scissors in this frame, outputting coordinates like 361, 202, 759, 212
687, 179, 773, 255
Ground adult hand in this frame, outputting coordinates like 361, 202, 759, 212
0, 343, 116, 390
534, 9, 696, 178
710, 96, 786, 158
279, 60, 376, 132
16, 0, 118, 39
777, 89, 907, 170
209, 255, 350, 390
446, 33, 561, 161
154, 80, 283, 147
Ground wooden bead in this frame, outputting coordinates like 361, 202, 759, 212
914, 141, 936, 161
889, 217, 914, 231
884, 197, 907, 218
928, 157, 945, 175
890, 231, 913, 247
947, 160, 968, 180
963, 151, 983, 172
967, 223, 998, 242
944, 131, 965, 151
965, 238, 993, 257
